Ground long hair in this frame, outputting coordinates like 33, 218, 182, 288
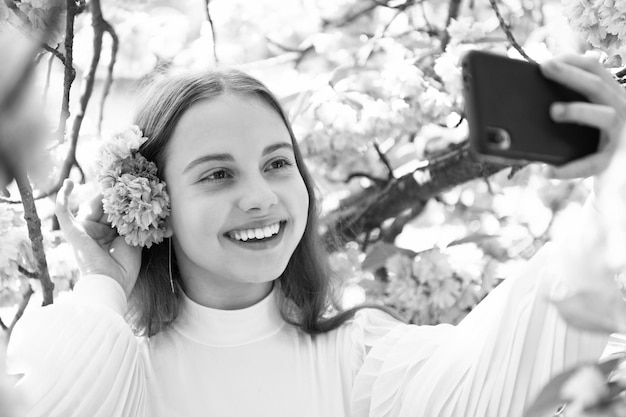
129, 69, 394, 337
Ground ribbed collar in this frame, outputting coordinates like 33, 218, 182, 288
173, 286, 285, 347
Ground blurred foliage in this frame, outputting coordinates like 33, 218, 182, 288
0, 0, 615, 328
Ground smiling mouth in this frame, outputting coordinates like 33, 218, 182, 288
225, 221, 285, 242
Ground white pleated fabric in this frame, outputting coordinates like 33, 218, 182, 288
5, 203, 613, 417
7, 279, 147, 417
349, 247, 609, 417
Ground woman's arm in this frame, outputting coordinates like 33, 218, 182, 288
6, 176, 148, 416
7, 274, 147, 417
350, 54, 626, 417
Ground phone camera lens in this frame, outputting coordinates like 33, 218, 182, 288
485, 127, 511, 150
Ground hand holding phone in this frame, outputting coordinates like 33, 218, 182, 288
462, 50, 600, 167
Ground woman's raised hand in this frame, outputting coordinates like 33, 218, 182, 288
55, 179, 142, 298
540, 54, 626, 180
540, 54, 626, 273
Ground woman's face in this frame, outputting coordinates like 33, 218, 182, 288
164, 94, 309, 302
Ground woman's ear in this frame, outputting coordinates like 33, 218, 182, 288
164, 221, 173, 238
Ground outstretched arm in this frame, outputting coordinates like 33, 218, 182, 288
6, 181, 147, 417
350, 54, 626, 417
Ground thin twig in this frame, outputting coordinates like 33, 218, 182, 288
0, 184, 61, 204
13, 163, 54, 306
0, 316, 7, 331
76, 160, 85, 183
203, 0, 218, 64
265, 36, 305, 53
8, 284, 34, 337
18, 265, 39, 279
322, 1, 381, 28
345, 171, 388, 186
97, 20, 118, 136
57, 0, 78, 141
0, 5, 63, 112
43, 51, 55, 105
488, 0, 535, 62
357, 8, 406, 65
34, 50, 46, 63
373, 141, 395, 180
66, 0, 104, 152
41, 43, 66, 65
265, 36, 315, 67
56, 0, 105, 187
372, 0, 416, 10
440, 0, 462, 51
418, 0, 435, 33
3, 0, 65, 65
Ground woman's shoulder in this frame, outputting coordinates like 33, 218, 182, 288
321, 307, 406, 361
339, 306, 406, 338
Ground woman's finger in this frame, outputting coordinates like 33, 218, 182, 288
551, 102, 618, 133
541, 59, 625, 110
76, 193, 105, 222
109, 237, 143, 284
548, 151, 610, 179
54, 179, 78, 238
56, 180, 103, 250
553, 54, 619, 87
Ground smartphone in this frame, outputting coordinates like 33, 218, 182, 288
461, 50, 600, 166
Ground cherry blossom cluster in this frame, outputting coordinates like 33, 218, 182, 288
99, 126, 170, 248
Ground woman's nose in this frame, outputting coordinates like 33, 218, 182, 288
237, 176, 278, 212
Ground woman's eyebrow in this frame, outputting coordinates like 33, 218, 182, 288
262, 142, 293, 156
183, 153, 233, 174
183, 142, 294, 174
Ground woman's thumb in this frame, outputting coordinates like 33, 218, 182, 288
55, 179, 95, 248
55, 179, 77, 237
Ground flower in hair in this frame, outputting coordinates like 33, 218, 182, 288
98, 125, 170, 248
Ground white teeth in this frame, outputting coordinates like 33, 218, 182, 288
229, 222, 282, 242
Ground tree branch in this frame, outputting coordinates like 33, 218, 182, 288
322, 140, 511, 244
18, 265, 39, 279
0, 5, 63, 113
264, 36, 315, 67
322, 1, 380, 28
417, 0, 435, 33
0, 315, 6, 331
41, 43, 66, 65
323, 0, 416, 29
57, 0, 78, 140
13, 163, 54, 306
55, 0, 105, 188
373, 141, 395, 180
3, 0, 64, 62
203, 0, 219, 64
440, 0, 463, 51
43, 51, 55, 105
488, 0, 534, 62
0, 184, 61, 204
97, 20, 119, 135
357, 7, 411, 65
344, 171, 388, 187
8, 284, 34, 337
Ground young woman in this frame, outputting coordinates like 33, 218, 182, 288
6, 54, 626, 417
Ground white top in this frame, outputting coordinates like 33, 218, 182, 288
6, 204, 613, 417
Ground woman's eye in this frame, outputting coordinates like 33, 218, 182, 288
201, 169, 232, 182
267, 158, 293, 171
